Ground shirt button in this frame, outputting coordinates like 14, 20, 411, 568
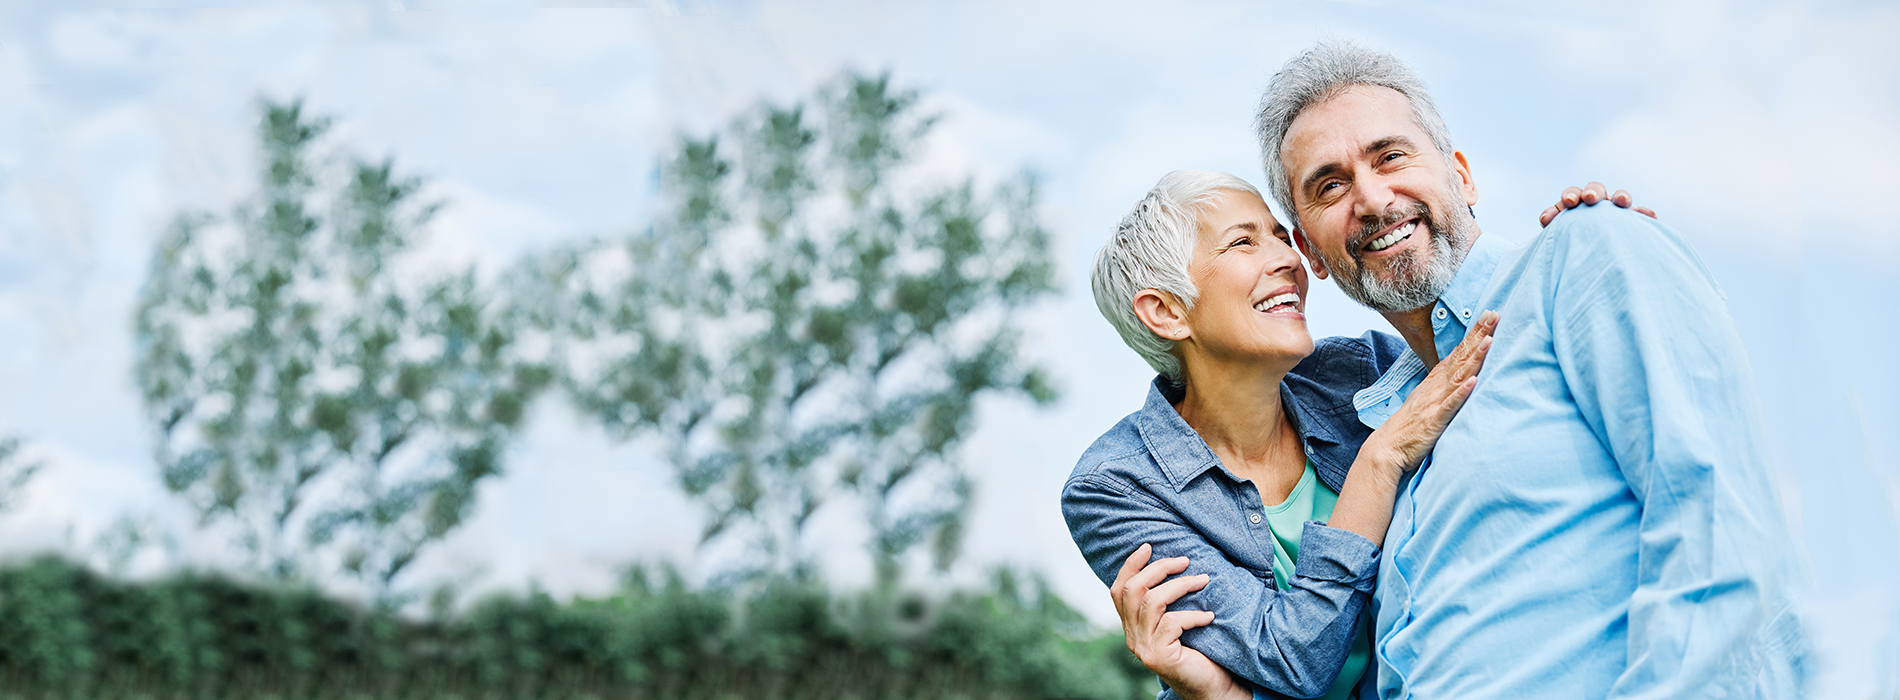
1434, 308, 1448, 320
1249, 513, 1262, 524
1461, 308, 1472, 319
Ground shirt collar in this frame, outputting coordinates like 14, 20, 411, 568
1429, 231, 1510, 360
1353, 231, 1515, 427
1133, 375, 1336, 492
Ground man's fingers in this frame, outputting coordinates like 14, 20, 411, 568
1147, 572, 1211, 607
1115, 543, 1153, 591
1162, 609, 1216, 636
1120, 555, 1189, 613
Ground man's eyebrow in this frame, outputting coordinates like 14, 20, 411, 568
1364, 135, 1418, 157
1299, 162, 1344, 199
1298, 134, 1422, 199
1271, 220, 1288, 237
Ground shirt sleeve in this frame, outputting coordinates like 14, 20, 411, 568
1543, 205, 1806, 697
1063, 471, 1380, 699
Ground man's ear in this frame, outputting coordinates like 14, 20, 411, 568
1452, 150, 1478, 207
1291, 228, 1330, 280
1132, 289, 1190, 342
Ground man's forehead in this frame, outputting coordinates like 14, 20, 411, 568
1284, 85, 1422, 159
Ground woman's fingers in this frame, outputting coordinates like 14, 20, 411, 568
1560, 186, 1583, 208
1582, 181, 1607, 204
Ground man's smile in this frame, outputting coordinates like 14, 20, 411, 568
1365, 218, 1418, 253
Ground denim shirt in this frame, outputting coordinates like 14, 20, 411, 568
1063, 331, 1410, 700
1362, 206, 1808, 699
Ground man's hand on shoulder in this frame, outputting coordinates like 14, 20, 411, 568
1539, 181, 1658, 227
1112, 543, 1253, 700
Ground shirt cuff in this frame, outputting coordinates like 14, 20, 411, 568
1292, 521, 1381, 592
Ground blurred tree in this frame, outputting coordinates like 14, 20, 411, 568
520, 72, 1057, 586
0, 437, 42, 515
133, 99, 550, 607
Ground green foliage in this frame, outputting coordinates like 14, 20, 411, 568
133, 98, 551, 605
520, 70, 1059, 585
0, 557, 1152, 700
0, 437, 42, 515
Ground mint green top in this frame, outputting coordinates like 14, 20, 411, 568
1262, 461, 1373, 700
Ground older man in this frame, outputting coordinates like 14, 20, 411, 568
1241, 41, 1807, 698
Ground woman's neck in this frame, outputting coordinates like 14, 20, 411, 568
1174, 358, 1307, 505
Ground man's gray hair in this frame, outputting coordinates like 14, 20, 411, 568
1092, 170, 1261, 384
1255, 40, 1455, 228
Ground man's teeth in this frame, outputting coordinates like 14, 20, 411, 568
1367, 221, 1417, 252
1254, 292, 1301, 313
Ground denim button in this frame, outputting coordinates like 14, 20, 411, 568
1434, 308, 1448, 320
1249, 512, 1262, 524
1461, 308, 1472, 318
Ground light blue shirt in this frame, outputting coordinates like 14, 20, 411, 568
1361, 205, 1808, 699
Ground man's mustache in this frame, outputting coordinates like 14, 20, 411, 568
1346, 202, 1434, 262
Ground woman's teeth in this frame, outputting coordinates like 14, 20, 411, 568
1254, 292, 1301, 314
1367, 220, 1417, 252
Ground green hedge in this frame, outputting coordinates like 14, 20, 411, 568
0, 557, 1152, 700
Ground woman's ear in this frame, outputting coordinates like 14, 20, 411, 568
1133, 289, 1190, 341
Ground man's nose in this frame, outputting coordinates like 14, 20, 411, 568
1351, 170, 1398, 224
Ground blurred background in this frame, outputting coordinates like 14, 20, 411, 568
0, 0, 1894, 696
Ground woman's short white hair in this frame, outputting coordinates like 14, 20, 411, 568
1092, 170, 1263, 384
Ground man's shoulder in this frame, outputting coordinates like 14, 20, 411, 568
1537, 204, 1714, 283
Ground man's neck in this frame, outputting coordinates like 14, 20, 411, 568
1382, 307, 1442, 370
1382, 226, 1484, 371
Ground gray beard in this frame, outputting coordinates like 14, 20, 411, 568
1328, 200, 1475, 314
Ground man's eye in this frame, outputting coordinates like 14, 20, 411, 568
1319, 182, 1341, 194
1382, 151, 1404, 163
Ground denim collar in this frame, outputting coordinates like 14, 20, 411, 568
1133, 375, 1341, 493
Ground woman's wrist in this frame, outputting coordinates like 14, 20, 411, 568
1354, 435, 1411, 482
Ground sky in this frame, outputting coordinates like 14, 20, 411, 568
0, 0, 1895, 693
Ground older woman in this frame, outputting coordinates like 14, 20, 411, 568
1062, 171, 1641, 700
